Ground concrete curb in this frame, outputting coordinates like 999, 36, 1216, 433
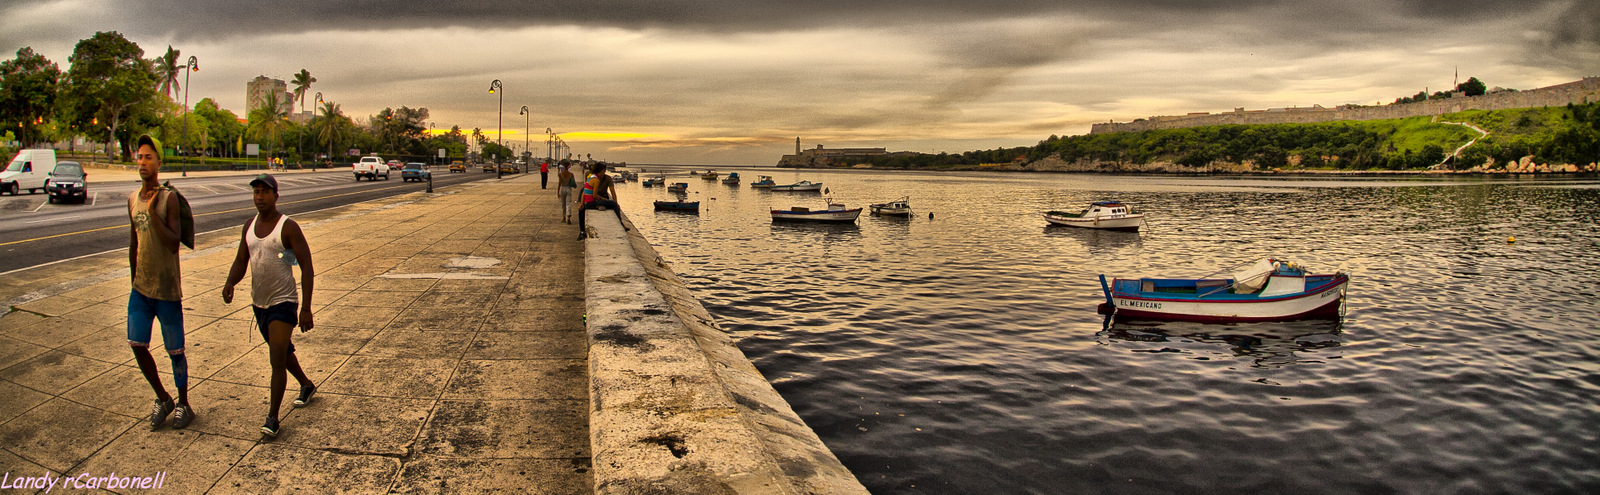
583, 213, 868, 494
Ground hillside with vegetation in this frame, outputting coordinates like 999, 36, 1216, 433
857, 101, 1600, 173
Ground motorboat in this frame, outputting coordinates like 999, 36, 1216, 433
771, 201, 861, 223
1098, 259, 1349, 322
770, 180, 823, 192
642, 176, 666, 187
750, 176, 776, 189
701, 170, 719, 180
1043, 201, 1145, 231
653, 200, 699, 212
869, 197, 912, 217
721, 172, 740, 185
667, 182, 689, 193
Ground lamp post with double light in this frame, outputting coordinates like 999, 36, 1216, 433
180, 56, 197, 176
489, 79, 503, 178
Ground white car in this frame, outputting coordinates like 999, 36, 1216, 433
1, 149, 59, 195
352, 156, 390, 181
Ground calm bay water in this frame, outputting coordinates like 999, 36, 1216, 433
613, 167, 1600, 494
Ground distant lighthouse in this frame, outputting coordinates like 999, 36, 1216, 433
795, 137, 801, 156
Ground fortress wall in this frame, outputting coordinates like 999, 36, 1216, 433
1089, 77, 1600, 134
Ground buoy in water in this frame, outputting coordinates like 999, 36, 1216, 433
928, 212, 934, 220
1508, 236, 1515, 243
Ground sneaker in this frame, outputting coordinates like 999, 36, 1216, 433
577, 233, 586, 240
149, 399, 175, 430
260, 417, 280, 438
172, 404, 196, 429
293, 384, 316, 408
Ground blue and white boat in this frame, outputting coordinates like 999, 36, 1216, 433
750, 176, 776, 189
1098, 259, 1349, 322
722, 172, 740, 185
667, 182, 689, 193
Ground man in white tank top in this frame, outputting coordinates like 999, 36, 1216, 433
221, 173, 318, 439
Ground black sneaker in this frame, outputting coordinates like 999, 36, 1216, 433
149, 399, 175, 430
293, 384, 316, 408
172, 404, 196, 429
261, 417, 280, 438
577, 233, 586, 240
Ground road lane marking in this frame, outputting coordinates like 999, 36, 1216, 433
30, 200, 47, 212
26, 216, 79, 224
0, 179, 471, 247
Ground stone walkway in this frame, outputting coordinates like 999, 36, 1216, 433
0, 174, 591, 493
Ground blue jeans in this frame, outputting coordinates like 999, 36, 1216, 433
127, 290, 185, 354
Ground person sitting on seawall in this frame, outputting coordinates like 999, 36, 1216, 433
577, 162, 624, 240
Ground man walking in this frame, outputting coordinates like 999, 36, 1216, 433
222, 173, 318, 439
127, 135, 195, 430
540, 159, 550, 189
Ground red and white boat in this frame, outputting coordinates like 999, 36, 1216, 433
771, 202, 861, 222
1098, 259, 1349, 322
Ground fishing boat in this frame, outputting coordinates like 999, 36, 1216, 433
1043, 201, 1145, 231
770, 180, 823, 192
869, 197, 912, 217
750, 175, 776, 189
771, 201, 861, 223
701, 170, 719, 180
1097, 259, 1349, 323
642, 175, 666, 187
667, 182, 689, 193
721, 172, 740, 185
653, 200, 700, 212
618, 170, 638, 182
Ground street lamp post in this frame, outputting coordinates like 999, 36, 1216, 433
180, 56, 197, 176
518, 106, 530, 172
489, 79, 503, 178
545, 128, 553, 165
313, 92, 326, 168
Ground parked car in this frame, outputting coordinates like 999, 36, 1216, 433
401, 163, 432, 182
482, 161, 497, 172
46, 161, 87, 203
449, 161, 466, 173
1, 148, 59, 195
499, 162, 520, 174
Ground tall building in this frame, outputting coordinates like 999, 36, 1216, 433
245, 76, 291, 114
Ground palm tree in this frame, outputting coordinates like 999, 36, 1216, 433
313, 101, 343, 163
471, 127, 484, 153
155, 46, 181, 101
248, 95, 290, 160
291, 69, 316, 116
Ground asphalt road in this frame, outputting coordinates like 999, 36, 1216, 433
0, 168, 503, 275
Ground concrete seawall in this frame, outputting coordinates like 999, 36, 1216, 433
583, 213, 868, 494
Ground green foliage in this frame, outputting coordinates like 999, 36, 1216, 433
481, 141, 514, 162
1456, 77, 1486, 97
0, 47, 62, 147
57, 31, 160, 161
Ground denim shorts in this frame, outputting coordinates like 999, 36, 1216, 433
127, 290, 185, 353
253, 301, 298, 352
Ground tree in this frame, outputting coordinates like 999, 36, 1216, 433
57, 31, 160, 161
291, 69, 315, 116
312, 100, 345, 162
1456, 77, 1487, 97
154, 46, 181, 101
0, 47, 62, 148
193, 97, 242, 158
247, 93, 289, 157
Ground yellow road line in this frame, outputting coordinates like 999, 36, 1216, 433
0, 182, 424, 247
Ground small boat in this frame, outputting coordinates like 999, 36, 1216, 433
1098, 259, 1349, 323
667, 182, 689, 193
750, 175, 776, 189
701, 170, 719, 180
771, 201, 862, 223
869, 197, 912, 217
653, 200, 699, 212
770, 180, 823, 192
1043, 201, 1145, 231
721, 172, 740, 185
618, 171, 638, 182
642, 176, 666, 187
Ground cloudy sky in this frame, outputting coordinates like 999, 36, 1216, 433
2, 0, 1597, 165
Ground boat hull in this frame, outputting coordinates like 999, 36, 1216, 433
1043, 212, 1143, 231
870, 206, 912, 217
770, 209, 861, 222
1102, 274, 1348, 323
654, 201, 699, 212
771, 182, 822, 192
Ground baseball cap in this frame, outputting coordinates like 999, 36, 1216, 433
136, 134, 160, 154
249, 173, 279, 192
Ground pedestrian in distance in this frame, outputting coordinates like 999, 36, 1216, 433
557, 160, 578, 224
577, 161, 623, 240
126, 134, 196, 431
540, 159, 550, 189
221, 173, 319, 439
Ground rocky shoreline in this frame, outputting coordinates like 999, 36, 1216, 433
801, 154, 1600, 175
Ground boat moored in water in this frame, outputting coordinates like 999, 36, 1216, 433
653, 200, 700, 212
667, 182, 689, 193
642, 175, 666, 187
701, 170, 719, 180
750, 176, 776, 189
722, 172, 740, 185
771, 201, 861, 222
1098, 258, 1349, 322
771, 180, 823, 192
1043, 201, 1145, 231
870, 197, 912, 217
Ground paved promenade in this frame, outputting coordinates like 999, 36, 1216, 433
0, 173, 590, 493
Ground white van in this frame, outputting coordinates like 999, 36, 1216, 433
1, 149, 58, 196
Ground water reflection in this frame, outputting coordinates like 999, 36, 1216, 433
1042, 225, 1144, 252
1101, 317, 1345, 368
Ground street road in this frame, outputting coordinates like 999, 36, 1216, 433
0, 168, 502, 274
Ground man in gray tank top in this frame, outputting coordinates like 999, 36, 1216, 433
222, 173, 318, 439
